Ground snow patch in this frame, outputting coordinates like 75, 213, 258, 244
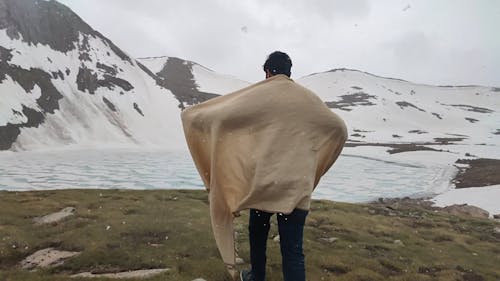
432, 185, 500, 217
191, 64, 250, 94
0, 77, 42, 126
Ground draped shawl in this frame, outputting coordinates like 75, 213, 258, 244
181, 74, 347, 277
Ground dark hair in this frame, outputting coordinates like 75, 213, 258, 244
263, 51, 292, 77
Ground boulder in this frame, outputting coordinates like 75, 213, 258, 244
33, 207, 75, 224
440, 204, 489, 219
19, 248, 80, 269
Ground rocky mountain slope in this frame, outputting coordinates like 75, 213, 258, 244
138, 56, 249, 109
0, 0, 243, 151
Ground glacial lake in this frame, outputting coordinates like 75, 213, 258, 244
0, 149, 455, 203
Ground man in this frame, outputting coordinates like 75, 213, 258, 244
240, 52, 310, 281
181, 51, 347, 281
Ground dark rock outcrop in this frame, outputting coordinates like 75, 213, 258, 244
154, 57, 219, 109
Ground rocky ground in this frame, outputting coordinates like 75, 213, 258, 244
0, 189, 499, 281
452, 158, 500, 188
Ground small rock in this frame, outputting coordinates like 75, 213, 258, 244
33, 207, 75, 225
493, 214, 500, 219
368, 209, 376, 214
494, 227, 500, 233
72, 269, 169, 279
319, 237, 338, 243
273, 235, 280, 242
394, 240, 405, 246
235, 257, 245, 264
105, 225, 111, 231
19, 248, 80, 269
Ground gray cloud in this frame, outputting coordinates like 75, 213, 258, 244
59, 0, 500, 86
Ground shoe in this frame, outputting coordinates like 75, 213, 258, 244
240, 269, 254, 281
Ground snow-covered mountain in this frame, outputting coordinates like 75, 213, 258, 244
298, 69, 499, 146
0, 0, 246, 151
0, 0, 176, 150
1, 0, 498, 154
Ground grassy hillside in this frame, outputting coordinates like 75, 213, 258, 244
0, 189, 499, 281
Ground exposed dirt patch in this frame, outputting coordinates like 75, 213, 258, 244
325, 92, 377, 111
452, 158, 500, 188
78, 52, 91, 62
51, 70, 64, 80
351, 133, 365, 138
96, 62, 117, 76
408, 130, 428, 134
434, 137, 466, 144
443, 104, 494, 113
76, 66, 98, 94
432, 112, 443, 119
133, 103, 144, 116
395, 101, 425, 112
98, 75, 133, 92
102, 97, 117, 112
77, 67, 133, 95
465, 117, 479, 123
345, 142, 443, 154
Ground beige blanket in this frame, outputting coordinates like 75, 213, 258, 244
181, 74, 347, 276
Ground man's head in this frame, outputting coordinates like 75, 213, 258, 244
263, 51, 292, 78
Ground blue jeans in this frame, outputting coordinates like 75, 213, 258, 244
249, 208, 308, 281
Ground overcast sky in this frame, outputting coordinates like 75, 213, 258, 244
59, 0, 500, 86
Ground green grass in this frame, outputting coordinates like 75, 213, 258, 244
0, 189, 499, 281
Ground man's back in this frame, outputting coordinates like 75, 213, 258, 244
181, 72, 347, 277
